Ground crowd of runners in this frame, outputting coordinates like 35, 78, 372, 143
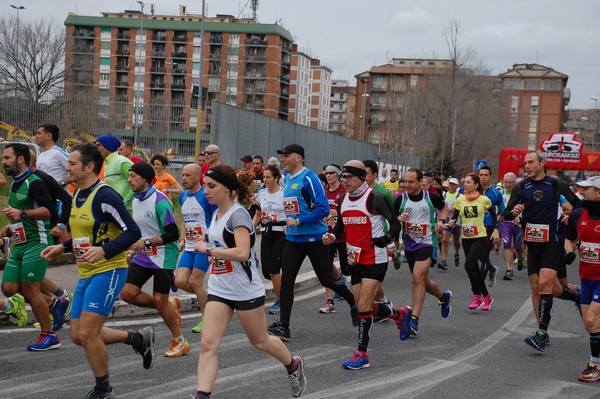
0, 124, 599, 398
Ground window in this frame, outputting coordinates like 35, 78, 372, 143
410, 75, 417, 89
100, 58, 110, 66
528, 133, 537, 150
524, 79, 540, 90
531, 96, 539, 114
544, 80, 561, 90
511, 96, 519, 113
503, 79, 521, 90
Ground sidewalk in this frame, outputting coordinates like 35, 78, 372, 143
0, 238, 323, 326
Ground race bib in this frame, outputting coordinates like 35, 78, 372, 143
10, 222, 27, 244
210, 257, 234, 275
406, 222, 428, 237
580, 242, 600, 264
185, 226, 204, 240
139, 245, 158, 257
462, 223, 479, 238
524, 223, 549, 243
261, 212, 279, 224
284, 197, 300, 215
73, 237, 91, 263
346, 243, 362, 265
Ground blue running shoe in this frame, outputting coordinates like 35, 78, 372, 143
50, 297, 69, 332
409, 316, 419, 337
269, 300, 281, 315
524, 330, 547, 352
27, 332, 61, 351
343, 350, 370, 370
439, 290, 453, 318
395, 306, 412, 341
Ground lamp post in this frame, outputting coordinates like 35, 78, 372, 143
194, 0, 206, 159
133, 1, 145, 146
360, 78, 369, 142
591, 97, 598, 153
10, 5, 25, 71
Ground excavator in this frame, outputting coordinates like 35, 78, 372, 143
0, 121, 36, 143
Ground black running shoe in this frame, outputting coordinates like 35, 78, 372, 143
268, 321, 291, 341
135, 326, 155, 369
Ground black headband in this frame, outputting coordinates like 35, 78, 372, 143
342, 165, 367, 180
205, 168, 237, 191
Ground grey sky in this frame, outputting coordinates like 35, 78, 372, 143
5, 0, 599, 109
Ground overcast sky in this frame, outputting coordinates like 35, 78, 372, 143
5, 0, 599, 109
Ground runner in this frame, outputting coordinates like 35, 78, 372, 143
176, 163, 216, 333
1, 143, 58, 349
193, 165, 306, 399
499, 172, 525, 281
41, 143, 154, 399
252, 165, 287, 315
441, 177, 462, 269
478, 166, 505, 287
448, 173, 500, 310
323, 160, 411, 370
267, 144, 357, 341
120, 162, 190, 358
564, 176, 600, 382
503, 150, 581, 352
95, 134, 134, 212
150, 153, 183, 201
394, 168, 453, 337
380, 169, 400, 194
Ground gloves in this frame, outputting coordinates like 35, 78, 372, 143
370, 235, 391, 248
564, 252, 576, 265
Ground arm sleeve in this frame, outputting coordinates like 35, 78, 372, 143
95, 187, 141, 259
430, 193, 446, 210
37, 171, 73, 225
503, 182, 523, 220
156, 197, 179, 244
298, 172, 330, 225
369, 190, 401, 239
558, 180, 582, 209
487, 198, 498, 228
565, 208, 582, 240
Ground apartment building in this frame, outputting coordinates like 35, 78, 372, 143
329, 80, 356, 137
64, 9, 294, 139
308, 59, 332, 131
499, 63, 569, 150
288, 44, 312, 126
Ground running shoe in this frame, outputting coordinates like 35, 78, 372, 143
164, 338, 191, 357
454, 255, 460, 267
438, 260, 448, 271
392, 250, 402, 270
503, 270, 514, 280
342, 350, 370, 370
269, 299, 281, 315
524, 330, 548, 352
574, 285, 582, 317
0, 237, 10, 260
6, 293, 28, 327
50, 297, 69, 332
578, 362, 600, 383
268, 320, 291, 341
85, 387, 115, 399
192, 316, 203, 333
319, 300, 336, 314
134, 326, 155, 369
27, 332, 61, 351
481, 295, 494, 311
288, 356, 307, 397
439, 290, 453, 318
351, 306, 359, 326
333, 275, 349, 300
374, 299, 393, 323
409, 316, 419, 337
516, 258, 525, 271
488, 265, 498, 287
395, 306, 412, 341
170, 297, 182, 327
33, 315, 54, 329
170, 272, 178, 293
65, 290, 74, 316
469, 295, 484, 310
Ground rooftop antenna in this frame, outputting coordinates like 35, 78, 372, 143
251, 0, 259, 20
150, 3, 155, 17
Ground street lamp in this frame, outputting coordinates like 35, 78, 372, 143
133, 1, 146, 146
10, 5, 25, 65
360, 77, 369, 142
591, 97, 598, 152
194, 0, 206, 159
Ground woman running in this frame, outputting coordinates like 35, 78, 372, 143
151, 154, 183, 201
252, 166, 287, 315
448, 173, 500, 311
193, 165, 306, 399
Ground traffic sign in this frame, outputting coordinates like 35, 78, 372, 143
475, 160, 487, 170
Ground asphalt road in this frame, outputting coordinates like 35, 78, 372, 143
1, 252, 598, 399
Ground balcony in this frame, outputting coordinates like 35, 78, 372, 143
245, 87, 264, 94
115, 80, 129, 88
207, 67, 221, 76
171, 81, 186, 90
280, 90, 289, 100
172, 50, 187, 58
116, 48, 129, 56
208, 53, 222, 61
151, 51, 166, 58
116, 64, 130, 72
281, 61, 291, 70
282, 42, 292, 53
116, 32, 130, 40
245, 72, 265, 79
172, 67, 186, 75
246, 54, 267, 62
73, 30, 95, 39
172, 32, 187, 42
209, 34, 223, 45
208, 82, 220, 92
72, 44, 94, 54
246, 37, 267, 46
278, 106, 289, 115
244, 101, 264, 110
280, 74, 290, 84
152, 34, 167, 42
151, 81, 165, 89
150, 66, 166, 74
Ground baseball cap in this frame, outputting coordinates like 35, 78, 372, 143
241, 155, 253, 162
276, 144, 305, 158
576, 176, 600, 190
448, 177, 459, 185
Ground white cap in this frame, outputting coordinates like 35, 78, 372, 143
576, 176, 600, 190
448, 177, 460, 185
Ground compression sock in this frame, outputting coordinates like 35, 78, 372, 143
95, 374, 111, 392
558, 286, 579, 302
357, 312, 373, 353
372, 302, 394, 319
539, 294, 554, 331
285, 356, 298, 374
590, 333, 600, 364
125, 330, 143, 349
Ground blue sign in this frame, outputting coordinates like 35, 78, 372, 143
475, 160, 487, 170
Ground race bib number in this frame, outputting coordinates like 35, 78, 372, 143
210, 258, 234, 275
524, 224, 549, 243
346, 243, 362, 265
462, 223, 479, 238
261, 212, 279, 224
185, 226, 204, 240
580, 242, 600, 264
406, 222, 428, 237
139, 245, 158, 257
284, 197, 300, 215
73, 237, 91, 263
326, 209, 338, 227
10, 222, 27, 244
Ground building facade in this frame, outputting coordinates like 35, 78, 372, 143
288, 45, 311, 126
308, 59, 332, 131
328, 80, 356, 137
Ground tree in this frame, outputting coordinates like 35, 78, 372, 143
0, 17, 65, 103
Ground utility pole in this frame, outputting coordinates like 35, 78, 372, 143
194, 0, 206, 158
133, 1, 145, 146
10, 5, 25, 85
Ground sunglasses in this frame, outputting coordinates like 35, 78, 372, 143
324, 171, 338, 175
204, 151, 219, 155
341, 174, 355, 180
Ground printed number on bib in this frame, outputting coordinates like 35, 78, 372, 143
210, 258, 234, 274
261, 212, 279, 224
284, 197, 300, 215
462, 223, 479, 238
139, 245, 158, 257
73, 237, 91, 263
346, 243, 362, 265
406, 222, 428, 237
524, 223, 549, 243
185, 226, 203, 240
580, 242, 600, 264
10, 222, 27, 244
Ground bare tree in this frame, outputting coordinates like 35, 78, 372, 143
0, 17, 65, 103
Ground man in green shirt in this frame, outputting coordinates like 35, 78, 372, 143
96, 134, 134, 212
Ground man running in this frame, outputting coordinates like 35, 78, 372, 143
41, 143, 154, 399
394, 168, 453, 337
504, 150, 581, 352
499, 172, 525, 280
267, 144, 357, 341
478, 166, 504, 287
440, 177, 462, 269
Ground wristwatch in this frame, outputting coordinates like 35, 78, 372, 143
144, 239, 152, 248
296, 218, 301, 226
20, 211, 28, 220
57, 223, 66, 229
